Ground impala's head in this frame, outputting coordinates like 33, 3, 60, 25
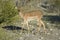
15, 6, 24, 18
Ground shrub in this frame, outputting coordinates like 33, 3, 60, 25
0, 0, 18, 23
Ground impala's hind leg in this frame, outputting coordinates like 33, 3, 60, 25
37, 19, 41, 33
40, 20, 46, 33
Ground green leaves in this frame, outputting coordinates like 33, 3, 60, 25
0, 0, 18, 23
55, 0, 60, 7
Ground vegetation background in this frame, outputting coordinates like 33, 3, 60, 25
0, 0, 60, 40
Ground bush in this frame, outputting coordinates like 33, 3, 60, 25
0, 0, 18, 23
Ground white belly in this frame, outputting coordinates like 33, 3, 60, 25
27, 16, 38, 21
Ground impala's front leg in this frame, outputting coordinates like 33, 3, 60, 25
26, 20, 30, 33
20, 19, 26, 34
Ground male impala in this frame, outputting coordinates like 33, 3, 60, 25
16, 7, 46, 33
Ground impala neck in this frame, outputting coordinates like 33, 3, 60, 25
19, 12, 23, 18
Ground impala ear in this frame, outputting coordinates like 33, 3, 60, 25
15, 7, 18, 9
15, 6, 20, 12
18, 9, 20, 12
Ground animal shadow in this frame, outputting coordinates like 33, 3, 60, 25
2, 25, 26, 30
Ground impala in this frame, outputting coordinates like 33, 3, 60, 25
16, 7, 46, 33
